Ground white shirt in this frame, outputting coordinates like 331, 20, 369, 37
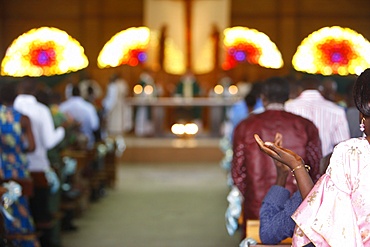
59, 96, 99, 148
14, 94, 65, 171
285, 90, 350, 156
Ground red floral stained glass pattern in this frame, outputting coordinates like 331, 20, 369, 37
29, 41, 57, 67
120, 48, 147, 67
292, 26, 370, 76
223, 43, 262, 70
222, 27, 283, 70
317, 39, 357, 73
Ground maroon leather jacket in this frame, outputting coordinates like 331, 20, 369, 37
231, 110, 322, 222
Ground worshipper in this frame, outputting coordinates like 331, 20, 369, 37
228, 82, 264, 133
102, 73, 133, 137
0, 82, 41, 247
36, 88, 82, 234
319, 77, 340, 102
14, 78, 65, 247
173, 69, 203, 129
78, 72, 103, 104
253, 68, 370, 246
285, 76, 350, 157
258, 133, 329, 246
59, 85, 100, 150
231, 76, 322, 240
134, 69, 158, 137
209, 72, 234, 136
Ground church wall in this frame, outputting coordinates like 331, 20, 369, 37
0, 0, 144, 95
1, 0, 370, 92
231, 0, 370, 82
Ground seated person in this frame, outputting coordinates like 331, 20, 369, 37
258, 133, 329, 245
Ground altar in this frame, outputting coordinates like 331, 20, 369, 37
126, 96, 240, 137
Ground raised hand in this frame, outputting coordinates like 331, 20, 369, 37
254, 133, 314, 198
254, 133, 304, 170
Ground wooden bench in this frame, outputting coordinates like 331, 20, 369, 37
246, 220, 292, 245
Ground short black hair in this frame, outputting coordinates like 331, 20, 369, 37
0, 82, 18, 104
354, 68, 370, 116
300, 76, 320, 90
262, 77, 290, 103
72, 86, 81, 96
245, 93, 257, 108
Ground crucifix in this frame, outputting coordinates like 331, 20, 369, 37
148, 0, 230, 73
183, 0, 193, 70
159, 0, 195, 70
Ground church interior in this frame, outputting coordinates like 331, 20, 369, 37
1, 0, 370, 246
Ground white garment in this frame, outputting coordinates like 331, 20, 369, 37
285, 90, 350, 156
102, 79, 133, 135
59, 96, 99, 149
134, 72, 157, 136
14, 95, 65, 172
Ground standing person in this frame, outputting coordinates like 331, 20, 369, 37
252, 68, 370, 246
102, 73, 133, 137
231, 76, 322, 240
285, 76, 350, 156
134, 69, 157, 137
173, 69, 203, 128
0, 82, 40, 247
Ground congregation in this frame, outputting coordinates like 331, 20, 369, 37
0, 66, 365, 247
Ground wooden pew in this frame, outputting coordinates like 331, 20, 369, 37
246, 220, 292, 245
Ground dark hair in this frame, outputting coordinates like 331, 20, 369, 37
245, 93, 257, 108
353, 68, 370, 116
300, 76, 320, 90
72, 86, 81, 96
18, 77, 38, 95
262, 77, 290, 103
0, 82, 18, 104
244, 82, 261, 107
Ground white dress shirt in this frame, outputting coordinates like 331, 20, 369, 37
14, 94, 65, 171
285, 90, 350, 156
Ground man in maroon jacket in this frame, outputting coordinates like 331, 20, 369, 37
231, 76, 322, 240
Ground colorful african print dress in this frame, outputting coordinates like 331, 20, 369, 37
292, 138, 370, 247
0, 105, 40, 247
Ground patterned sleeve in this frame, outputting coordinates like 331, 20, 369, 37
305, 122, 323, 182
292, 140, 365, 246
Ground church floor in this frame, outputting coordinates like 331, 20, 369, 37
60, 161, 242, 247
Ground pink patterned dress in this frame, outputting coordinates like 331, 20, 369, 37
292, 138, 370, 247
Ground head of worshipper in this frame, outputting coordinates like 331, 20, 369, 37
300, 75, 321, 90
71, 85, 81, 97
261, 76, 290, 106
17, 77, 38, 95
353, 68, 370, 121
0, 82, 18, 105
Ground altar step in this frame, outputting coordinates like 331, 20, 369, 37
120, 136, 224, 163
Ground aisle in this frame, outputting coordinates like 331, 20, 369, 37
61, 162, 241, 247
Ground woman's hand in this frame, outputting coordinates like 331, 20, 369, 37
254, 133, 315, 199
272, 133, 290, 186
254, 134, 304, 170
273, 133, 290, 173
